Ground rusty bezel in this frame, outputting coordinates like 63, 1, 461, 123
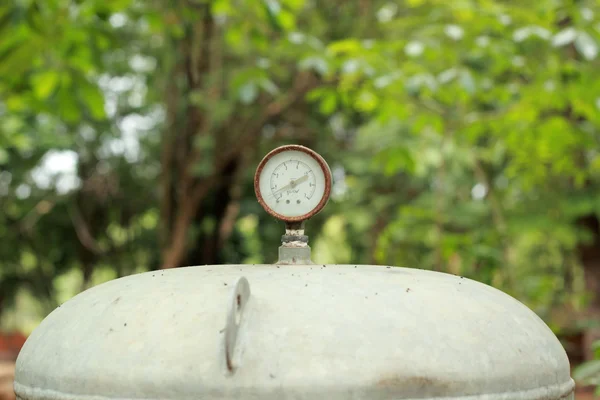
254, 145, 332, 223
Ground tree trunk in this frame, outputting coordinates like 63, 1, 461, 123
159, 6, 216, 269
578, 214, 600, 361
188, 159, 240, 265
157, 4, 319, 269
161, 203, 196, 269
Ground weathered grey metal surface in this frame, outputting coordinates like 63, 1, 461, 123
15, 264, 574, 400
278, 245, 312, 265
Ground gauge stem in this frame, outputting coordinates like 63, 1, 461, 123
284, 221, 305, 236
282, 221, 308, 245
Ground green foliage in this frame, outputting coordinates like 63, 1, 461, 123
318, 0, 600, 321
574, 340, 600, 395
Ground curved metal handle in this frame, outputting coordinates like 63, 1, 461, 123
223, 276, 251, 373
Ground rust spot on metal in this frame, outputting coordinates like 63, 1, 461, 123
254, 145, 332, 223
225, 348, 234, 372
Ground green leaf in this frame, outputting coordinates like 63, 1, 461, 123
306, 87, 328, 102
573, 360, 600, 384
212, 0, 234, 16
327, 39, 362, 55
225, 28, 244, 47
375, 146, 416, 176
0, 37, 42, 77
2, 116, 24, 134
58, 88, 81, 122
277, 10, 295, 31
0, 148, 9, 165
261, 0, 295, 32
319, 92, 337, 114
285, 0, 305, 11
79, 80, 106, 120
105, 0, 133, 12
355, 89, 378, 113
5, 95, 28, 111
11, 134, 32, 151
31, 71, 60, 99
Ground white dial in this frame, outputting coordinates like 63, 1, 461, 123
255, 145, 331, 222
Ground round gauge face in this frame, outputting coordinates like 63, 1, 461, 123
255, 145, 332, 222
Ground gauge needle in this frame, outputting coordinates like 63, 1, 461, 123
273, 175, 309, 195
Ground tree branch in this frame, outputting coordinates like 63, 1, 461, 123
160, 59, 180, 248
69, 205, 104, 255
214, 71, 319, 174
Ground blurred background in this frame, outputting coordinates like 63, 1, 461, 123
1, 0, 600, 398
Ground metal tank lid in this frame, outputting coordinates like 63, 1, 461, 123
14, 146, 575, 399
15, 264, 574, 400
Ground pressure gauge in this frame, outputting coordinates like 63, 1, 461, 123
254, 145, 332, 223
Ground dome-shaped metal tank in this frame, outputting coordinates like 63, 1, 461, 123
14, 263, 574, 400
